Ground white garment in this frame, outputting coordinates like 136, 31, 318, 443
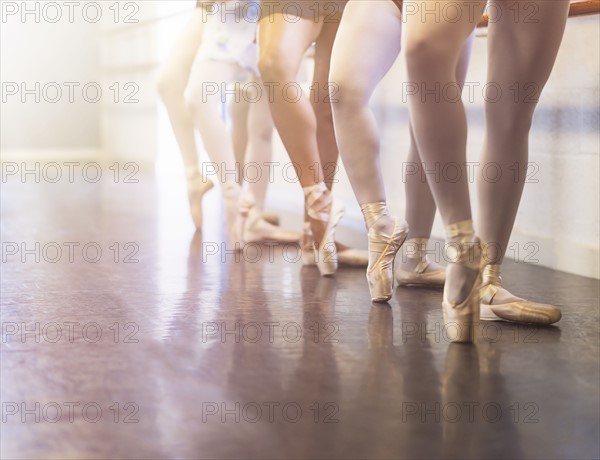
195, 1, 260, 77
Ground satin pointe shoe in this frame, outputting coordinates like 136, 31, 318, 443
361, 202, 409, 303
261, 211, 280, 226
442, 220, 483, 343
395, 238, 445, 288
237, 192, 301, 245
480, 264, 562, 325
303, 183, 345, 276
187, 173, 214, 230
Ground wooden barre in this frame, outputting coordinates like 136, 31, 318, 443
477, 0, 600, 27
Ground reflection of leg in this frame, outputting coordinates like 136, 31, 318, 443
478, 0, 568, 324
331, 0, 407, 300
398, 33, 475, 286
442, 344, 480, 457
186, 60, 241, 243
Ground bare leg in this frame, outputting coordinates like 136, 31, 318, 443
312, 17, 342, 191
330, 0, 402, 207
186, 59, 242, 242
400, 31, 475, 275
479, 0, 570, 265
477, 0, 568, 324
404, 1, 486, 307
331, 0, 409, 301
244, 76, 275, 212
258, 14, 340, 260
231, 93, 250, 185
156, 8, 205, 173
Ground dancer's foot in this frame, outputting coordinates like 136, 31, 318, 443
396, 238, 445, 288
301, 229, 368, 268
303, 183, 345, 276
480, 264, 562, 325
238, 193, 300, 244
186, 171, 214, 230
361, 202, 409, 303
442, 220, 482, 343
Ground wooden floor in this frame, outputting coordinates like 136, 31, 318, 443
1, 174, 599, 459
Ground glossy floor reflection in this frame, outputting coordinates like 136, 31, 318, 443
1, 175, 599, 459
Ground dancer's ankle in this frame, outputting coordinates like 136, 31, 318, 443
360, 202, 394, 233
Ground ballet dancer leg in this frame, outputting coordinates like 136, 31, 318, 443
230, 84, 280, 226
397, 32, 475, 288
238, 76, 301, 244
259, 14, 345, 276
310, 13, 369, 268
230, 92, 249, 185
478, 0, 569, 325
330, 0, 408, 301
186, 59, 243, 245
156, 8, 213, 229
405, 1, 486, 341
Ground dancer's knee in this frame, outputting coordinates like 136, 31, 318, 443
258, 46, 295, 83
405, 36, 454, 79
328, 68, 367, 117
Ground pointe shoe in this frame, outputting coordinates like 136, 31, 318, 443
395, 239, 445, 288
242, 210, 301, 244
366, 219, 409, 302
262, 211, 280, 226
301, 222, 318, 266
395, 259, 446, 288
238, 192, 300, 245
304, 183, 345, 276
442, 221, 482, 343
362, 202, 409, 303
301, 225, 368, 267
187, 177, 214, 230
480, 264, 562, 325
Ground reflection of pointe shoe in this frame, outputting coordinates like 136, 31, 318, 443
442, 221, 482, 343
304, 183, 345, 277
337, 247, 369, 267
396, 238, 445, 288
261, 211, 280, 226
480, 264, 562, 325
362, 202, 409, 303
187, 177, 214, 230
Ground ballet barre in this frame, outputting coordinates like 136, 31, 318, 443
477, 0, 600, 27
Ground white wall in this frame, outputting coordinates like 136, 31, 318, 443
0, 1, 102, 157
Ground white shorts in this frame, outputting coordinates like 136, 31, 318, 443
195, 1, 260, 77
